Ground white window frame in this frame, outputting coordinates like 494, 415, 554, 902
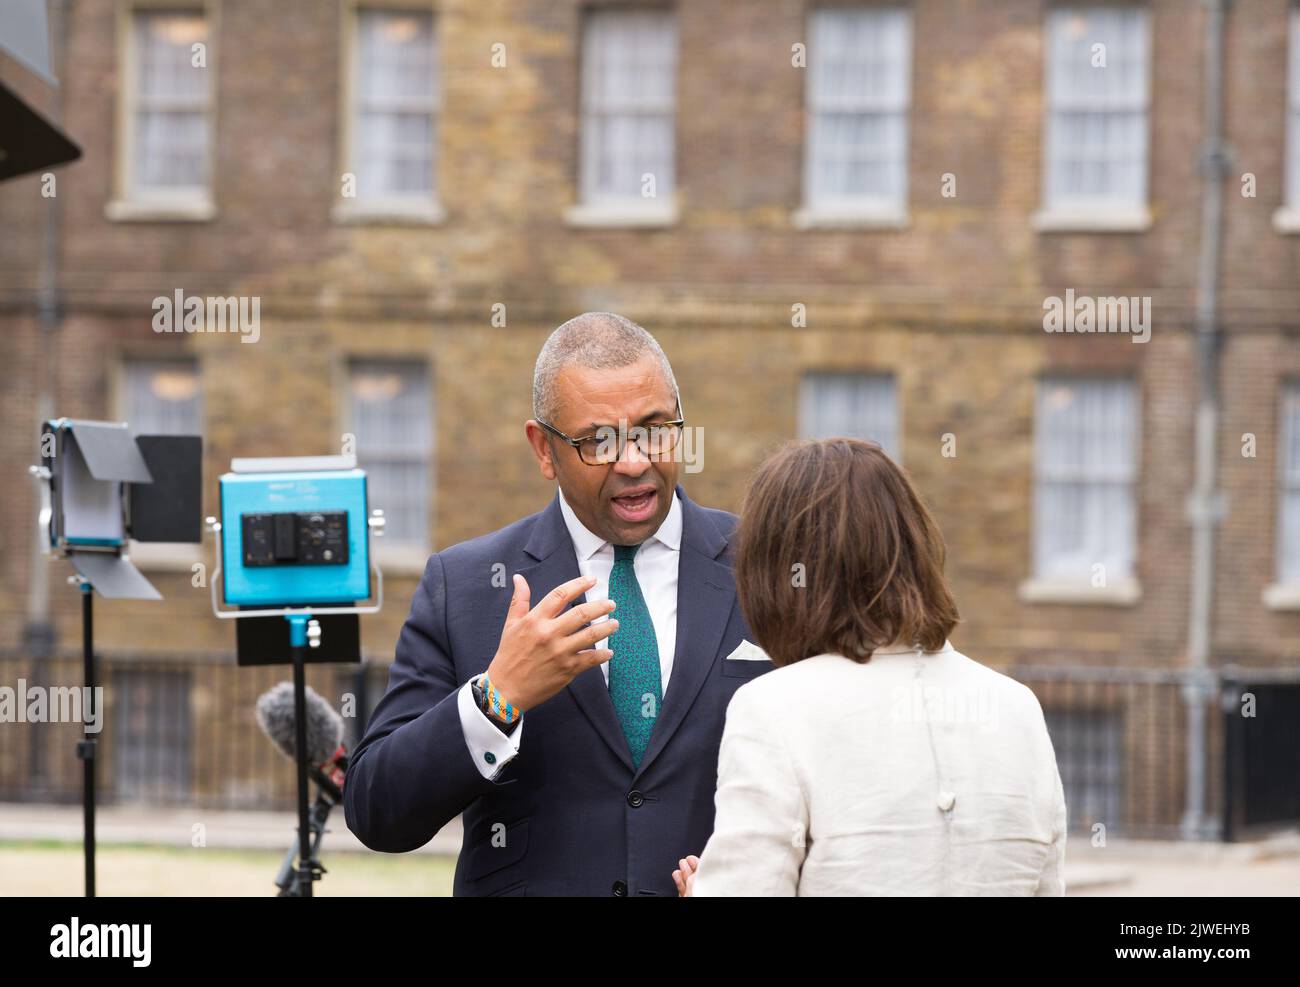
114, 354, 205, 570
118, 356, 204, 435
566, 7, 678, 228
1021, 376, 1141, 605
1265, 383, 1300, 607
107, 2, 217, 222
345, 359, 434, 570
1275, 8, 1300, 232
797, 371, 900, 461
1034, 5, 1152, 233
795, 5, 912, 230
335, 4, 443, 225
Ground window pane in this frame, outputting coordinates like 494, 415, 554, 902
1278, 385, 1300, 582
355, 10, 438, 199
123, 358, 203, 435
132, 11, 209, 193
798, 372, 899, 461
349, 361, 432, 546
806, 8, 911, 207
1044, 707, 1123, 833
1288, 9, 1300, 206
1035, 378, 1138, 579
580, 9, 677, 202
1044, 7, 1148, 209
112, 668, 191, 804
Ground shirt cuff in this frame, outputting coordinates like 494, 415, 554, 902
458, 679, 524, 780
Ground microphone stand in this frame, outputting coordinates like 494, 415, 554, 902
275, 765, 343, 897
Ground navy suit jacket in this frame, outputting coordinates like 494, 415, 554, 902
344, 484, 771, 896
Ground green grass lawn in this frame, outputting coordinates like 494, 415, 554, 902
0, 840, 456, 896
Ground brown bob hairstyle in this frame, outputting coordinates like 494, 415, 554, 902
734, 438, 960, 666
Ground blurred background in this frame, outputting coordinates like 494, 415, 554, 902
1, 0, 1298, 895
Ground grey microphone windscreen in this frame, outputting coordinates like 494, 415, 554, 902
255, 682, 344, 766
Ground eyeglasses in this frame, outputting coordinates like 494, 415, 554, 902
536, 403, 686, 467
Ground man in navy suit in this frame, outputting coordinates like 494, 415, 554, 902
344, 312, 773, 896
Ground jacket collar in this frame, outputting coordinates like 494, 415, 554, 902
518, 483, 735, 779
524, 483, 723, 563
870, 639, 955, 656
557, 485, 683, 559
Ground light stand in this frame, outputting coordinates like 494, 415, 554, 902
30, 419, 201, 899
288, 612, 320, 897
209, 455, 383, 897
76, 578, 96, 897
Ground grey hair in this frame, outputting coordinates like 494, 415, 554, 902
532, 312, 680, 423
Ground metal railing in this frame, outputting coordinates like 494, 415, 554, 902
1010, 664, 1300, 841
0, 653, 389, 811
3, 654, 1297, 842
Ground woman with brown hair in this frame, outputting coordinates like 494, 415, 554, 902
675, 438, 1067, 896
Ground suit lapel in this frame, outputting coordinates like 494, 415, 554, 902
521, 494, 636, 773
523, 486, 737, 780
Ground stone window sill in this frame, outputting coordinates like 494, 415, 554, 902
1032, 206, 1152, 233
1272, 206, 1300, 234
1262, 583, 1300, 610
563, 201, 678, 229
1018, 576, 1142, 606
331, 198, 447, 226
105, 197, 216, 223
127, 541, 206, 573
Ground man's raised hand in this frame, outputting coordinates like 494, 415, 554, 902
484, 574, 616, 712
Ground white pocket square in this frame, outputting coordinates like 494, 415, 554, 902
725, 640, 771, 661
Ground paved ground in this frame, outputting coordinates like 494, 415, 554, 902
1, 803, 1297, 895
1065, 832, 1300, 896
0, 801, 462, 855
0, 842, 455, 896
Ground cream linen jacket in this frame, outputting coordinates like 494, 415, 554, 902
692, 641, 1067, 896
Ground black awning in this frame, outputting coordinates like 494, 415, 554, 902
0, 79, 80, 180
0, 0, 81, 180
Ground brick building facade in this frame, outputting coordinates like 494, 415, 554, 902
2, 0, 1298, 837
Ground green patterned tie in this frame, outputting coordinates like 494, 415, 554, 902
606, 543, 662, 767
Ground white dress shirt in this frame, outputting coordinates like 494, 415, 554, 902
692, 642, 1068, 896
459, 487, 683, 779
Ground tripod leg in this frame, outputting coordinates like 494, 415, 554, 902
273, 792, 334, 895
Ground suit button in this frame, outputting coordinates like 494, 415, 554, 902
627, 790, 644, 808
612, 880, 627, 896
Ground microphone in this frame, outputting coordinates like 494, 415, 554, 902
256, 681, 344, 766
255, 681, 348, 788
254, 683, 349, 896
